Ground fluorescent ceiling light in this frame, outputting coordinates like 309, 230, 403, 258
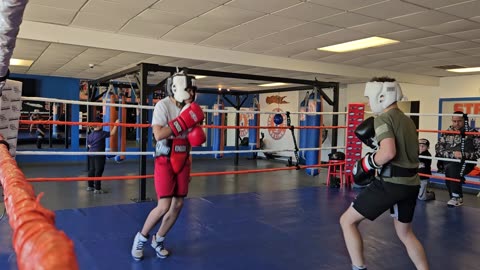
194, 75, 207, 79
447, 67, 480, 73
317, 37, 399, 53
258, 82, 289, 87
10, 58, 34, 67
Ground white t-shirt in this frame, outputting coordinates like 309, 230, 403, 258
151, 97, 186, 139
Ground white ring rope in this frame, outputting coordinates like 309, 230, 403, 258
15, 146, 345, 156
21, 96, 346, 116
365, 110, 480, 118
418, 155, 479, 165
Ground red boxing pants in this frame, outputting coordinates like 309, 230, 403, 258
154, 156, 191, 198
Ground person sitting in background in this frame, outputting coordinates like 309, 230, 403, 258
418, 138, 435, 201
435, 111, 480, 207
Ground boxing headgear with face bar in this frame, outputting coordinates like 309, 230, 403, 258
364, 80, 403, 115
166, 69, 197, 107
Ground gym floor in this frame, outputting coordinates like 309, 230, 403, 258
0, 158, 479, 269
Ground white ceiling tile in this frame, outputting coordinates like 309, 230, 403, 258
389, 10, 459, 28
365, 51, 407, 60
457, 47, 480, 56
382, 29, 437, 41
81, 0, 152, 17
120, 20, 175, 38
161, 28, 214, 44
72, 12, 130, 31
362, 59, 401, 68
136, 9, 193, 26
180, 18, 237, 33
209, 0, 231, 3
449, 29, 480, 40
191, 62, 231, 70
227, 0, 301, 13
437, 0, 480, 19
167, 59, 208, 67
263, 44, 311, 57
422, 51, 465, 59
384, 62, 419, 71
199, 33, 250, 49
352, 0, 426, 20
24, 4, 77, 25
356, 42, 419, 55
151, 0, 221, 17
74, 48, 124, 64
10, 66, 31, 74
202, 6, 265, 25
402, 0, 474, 9
273, 2, 343, 21
315, 12, 378, 28
454, 56, 480, 65
256, 23, 339, 45
431, 41, 480, 50
341, 56, 377, 65
409, 35, 462, 46
390, 55, 431, 63
317, 29, 370, 43
308, 0, 387, 11
290, 50, 335, 60
421, 20, 480, 35
320, 53, 366, 63
267, 36, 340, 54
98, 52, 153, 68
233, 40, 280, 53
143, 56, 181, 65
349, 21, 409, 35
105, 0, 158, 5
213, 65, 254, 72
412, 58, 465, 67
29, 0, 88, 10
11, 39, 50, 60
399, 46, 446, 55
219, 15, 304, 40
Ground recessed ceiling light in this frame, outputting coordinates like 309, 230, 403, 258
317, 37, 399, 53
446, 67, 480, 73
258, 82, 289, 87
10, 58, 34, 67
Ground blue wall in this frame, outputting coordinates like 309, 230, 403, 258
13, 74, 82, 163
13, 73, 258, 162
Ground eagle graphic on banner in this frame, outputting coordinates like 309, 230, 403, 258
266, 95, 289, 104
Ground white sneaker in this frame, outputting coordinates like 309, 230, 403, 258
131, 232, 148, 261
151, 234, 170, 259
447, 197, 463, 207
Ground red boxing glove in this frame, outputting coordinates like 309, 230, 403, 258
168, 102, 205, 136
188, 126, 206, 147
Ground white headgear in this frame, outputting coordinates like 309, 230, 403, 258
364, 80, 403, 115
166, 70, 197, 104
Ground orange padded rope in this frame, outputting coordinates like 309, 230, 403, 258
0, 135, 78, 270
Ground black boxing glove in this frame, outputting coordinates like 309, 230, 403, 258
355, 117, 377, 150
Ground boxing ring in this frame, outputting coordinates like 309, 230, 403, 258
2, 94, 480, 269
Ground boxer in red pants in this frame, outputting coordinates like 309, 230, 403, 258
131, 69, 206, 260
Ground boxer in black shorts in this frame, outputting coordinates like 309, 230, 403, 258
339, 77, 429, 270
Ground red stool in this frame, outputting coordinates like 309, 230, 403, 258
326, 160, 345, 187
